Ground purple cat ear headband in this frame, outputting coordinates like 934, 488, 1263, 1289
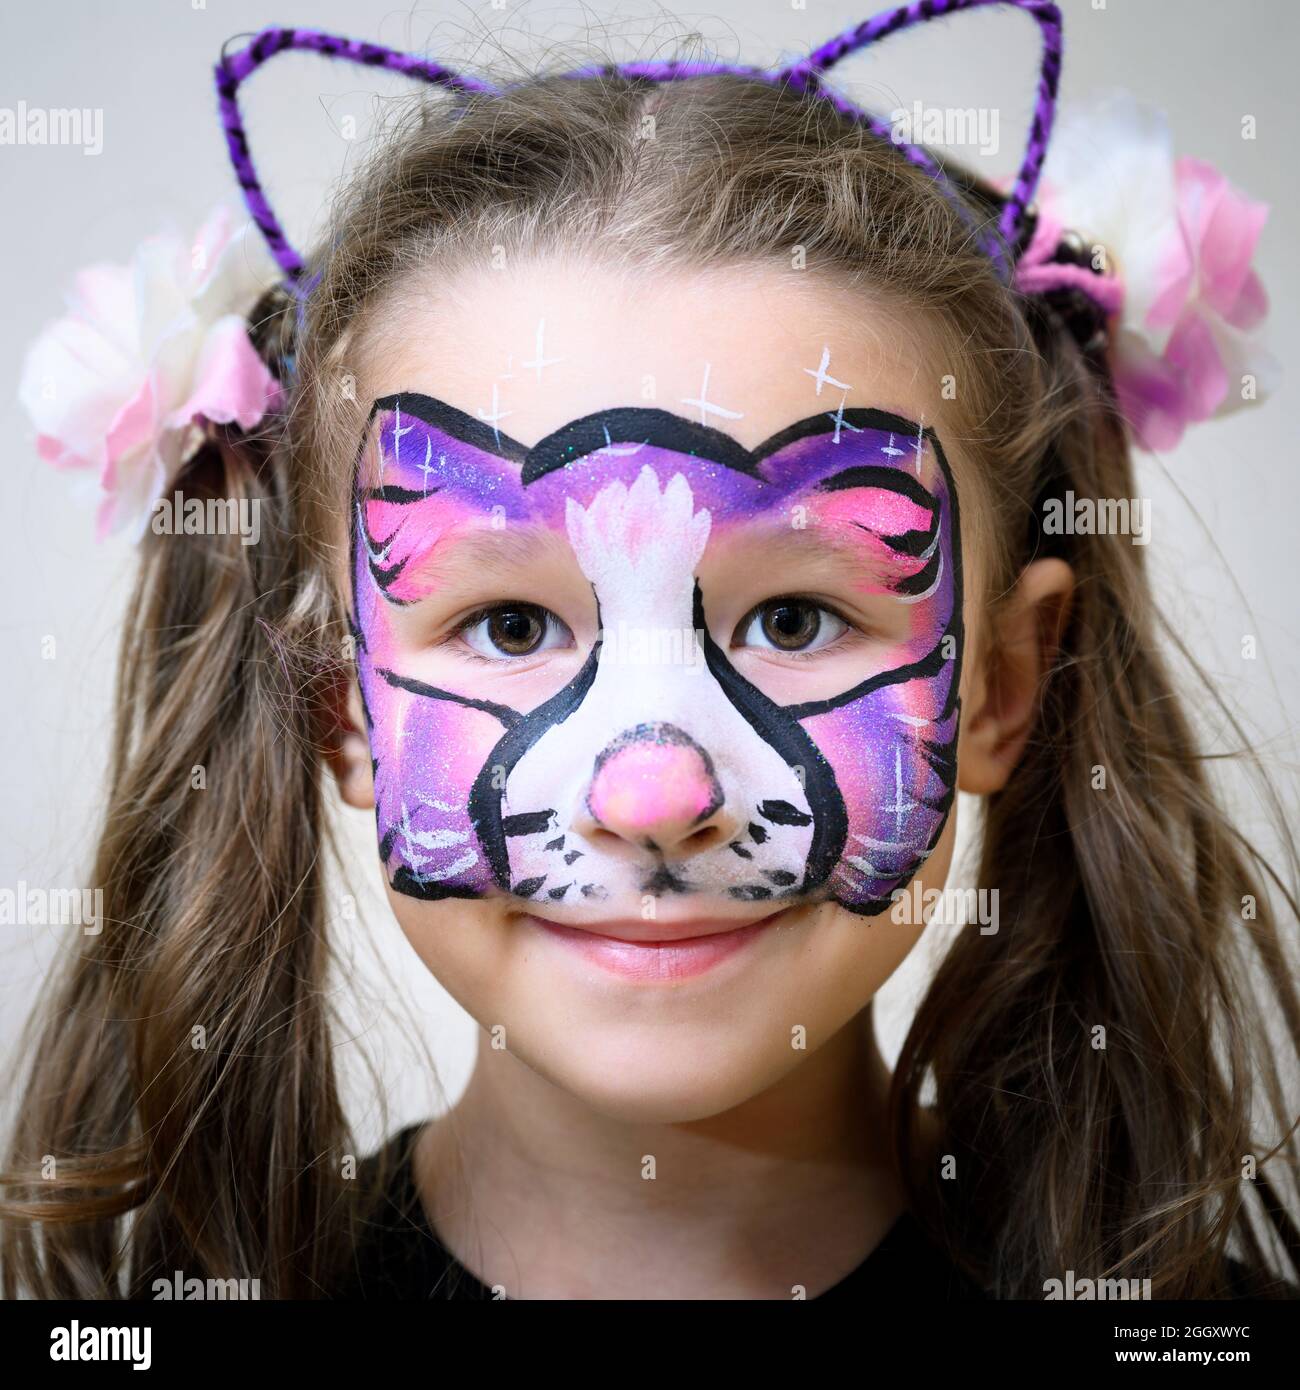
214, 0, 1063, 288
20, 0, 1272, 541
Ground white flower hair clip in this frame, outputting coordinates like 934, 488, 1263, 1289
1014, 90, 1276, 452
19, 203, 283, 539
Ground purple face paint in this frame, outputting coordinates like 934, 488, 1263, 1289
349, 394, 962, 917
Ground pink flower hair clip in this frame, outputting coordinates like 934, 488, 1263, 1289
19, 203, 283, 539
1013, 90, 1275, 452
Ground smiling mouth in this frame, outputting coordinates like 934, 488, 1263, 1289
522, 906, 796, 983
522, 904, 794, 944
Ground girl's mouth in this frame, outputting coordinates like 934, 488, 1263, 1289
523, 909, 792, 982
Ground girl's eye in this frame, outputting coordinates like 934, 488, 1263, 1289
459, 604, 573, 659
736, 599, 848, 653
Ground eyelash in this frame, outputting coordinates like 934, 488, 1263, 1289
444, 606, 532, 664
441, 596, 865, 664
735, 596, 861, 659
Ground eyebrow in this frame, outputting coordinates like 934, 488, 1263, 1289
753, 523, 889, 565
728, 517, 939, 594
396, 522, 577, 596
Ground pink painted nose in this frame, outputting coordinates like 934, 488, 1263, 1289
586, 723, 728, 852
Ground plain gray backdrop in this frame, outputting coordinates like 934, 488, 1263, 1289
2, 0, 1297, 1150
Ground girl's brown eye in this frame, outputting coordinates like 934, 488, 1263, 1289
488, 608, 544, 654
737, 598, 848, 653
761, 601, 820, 650
461, 604, 572, 659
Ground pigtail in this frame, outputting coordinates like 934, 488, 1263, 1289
0, 336, 362, 1296
890, 283, 1300, 1298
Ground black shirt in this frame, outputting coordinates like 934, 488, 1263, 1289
337, 1122, 984, 1300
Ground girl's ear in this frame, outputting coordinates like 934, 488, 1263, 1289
324, 679, 375, 811
957, 558, 1074, 796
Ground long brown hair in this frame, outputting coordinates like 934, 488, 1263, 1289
4, 62, 1297, 1298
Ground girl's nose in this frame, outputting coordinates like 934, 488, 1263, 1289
582, 723, 735, 854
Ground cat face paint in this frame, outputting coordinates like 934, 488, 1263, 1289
349, 393, 963, 917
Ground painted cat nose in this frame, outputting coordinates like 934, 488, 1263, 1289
583, 723, 735, 854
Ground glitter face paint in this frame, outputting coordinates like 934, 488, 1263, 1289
349, 394, 963, 917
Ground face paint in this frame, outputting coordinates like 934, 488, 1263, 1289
349, 393, 963, 917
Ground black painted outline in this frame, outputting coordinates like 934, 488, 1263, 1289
350, 392, 965, 914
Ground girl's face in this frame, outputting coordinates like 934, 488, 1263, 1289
340, 258, 978, 1124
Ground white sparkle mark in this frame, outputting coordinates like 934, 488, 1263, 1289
417, 850, 479, 883
594, 425, 648, 458
913, 418, 926, 475
476, 382, 513, 446
803, 345, 851, 397
855, 833, 915, 852
392, 403, 414, 464
887, 711, 931, 728
880, 433, 906, 457
418, 437, 438, 493
883, 747, 916, 838
522, 319, 563, 382
826, 392, 864, 443
398, 802, 476, 881
681, 363, 744, 426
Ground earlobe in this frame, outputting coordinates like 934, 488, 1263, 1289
956, 558, 1074, 796
326, 680, 376, 811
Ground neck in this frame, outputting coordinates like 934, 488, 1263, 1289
414, 1002, 906, 1299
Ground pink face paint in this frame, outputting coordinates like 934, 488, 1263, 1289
586, 726, 722, 838
350, 394, 962, 917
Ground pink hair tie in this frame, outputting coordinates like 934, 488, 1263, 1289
1013, 209, 1125, 318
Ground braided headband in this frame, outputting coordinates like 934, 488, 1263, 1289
216, 0, 1064, 287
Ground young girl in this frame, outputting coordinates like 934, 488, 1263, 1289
5, 5, 1299, 1301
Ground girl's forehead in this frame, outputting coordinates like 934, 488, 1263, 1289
362, 256, 949, 453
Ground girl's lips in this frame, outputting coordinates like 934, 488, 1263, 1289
525, 911, 786, 982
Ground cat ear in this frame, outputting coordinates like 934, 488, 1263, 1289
777, 0, 1064, 273
216, 30, 499, 281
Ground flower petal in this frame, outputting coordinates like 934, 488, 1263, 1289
102, 374, 161, 492
1176, 157, 1270, 321
1111, 328, 1189, 452
19, 313, 139, 467
1222, 268, 1268, 333
1164, 310, 1229, 423
166, 315, 281, 431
